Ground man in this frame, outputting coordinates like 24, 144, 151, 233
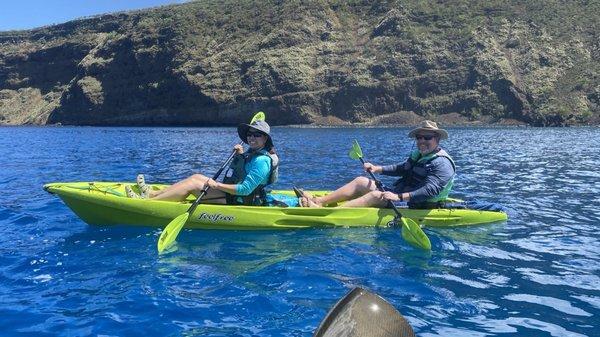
300, 120, 455, 208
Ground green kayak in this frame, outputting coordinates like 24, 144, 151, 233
44, 182, 507, 229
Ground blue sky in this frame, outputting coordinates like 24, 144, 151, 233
0, 0, 189, 31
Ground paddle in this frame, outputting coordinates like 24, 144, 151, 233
349, 140, 431, 250
157, 112, 266, 253
313, 287, 416, 337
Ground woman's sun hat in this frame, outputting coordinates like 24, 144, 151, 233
408, 120, 448, 140
237, 120, 274, 148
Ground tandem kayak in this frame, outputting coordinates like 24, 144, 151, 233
44, 182, 508, 229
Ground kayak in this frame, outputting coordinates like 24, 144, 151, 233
43, 182, 508, 229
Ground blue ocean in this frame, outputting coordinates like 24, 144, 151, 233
0, 126, 598, 336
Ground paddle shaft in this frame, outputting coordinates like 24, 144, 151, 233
185, 142, 241, 215
358, 157, 405, 220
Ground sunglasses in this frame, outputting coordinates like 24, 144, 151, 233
247, 132, 265, 138
415, 134, 435, 141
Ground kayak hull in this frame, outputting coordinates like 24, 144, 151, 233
44, 182, 508, 229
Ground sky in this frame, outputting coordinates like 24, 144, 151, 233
0, 0, 190, 32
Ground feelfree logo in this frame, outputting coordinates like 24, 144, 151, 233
198, 212, 234, 222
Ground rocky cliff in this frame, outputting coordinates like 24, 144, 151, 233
0, 0, 598, 126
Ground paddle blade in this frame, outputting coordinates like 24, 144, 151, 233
400, 218, 432, 250
250, 111, 265, 124
349, 139, 363, 160
314, 287, 416, 337
157, 212, 190, 253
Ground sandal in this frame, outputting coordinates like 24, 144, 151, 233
293, 187, 321, 207
136, 174, 145, 185
136, 174, 150, 198
125, 185, 141, 199
293, 187, 306, 207
293, 186, 306, 198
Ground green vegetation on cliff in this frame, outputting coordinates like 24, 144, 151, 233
0, 0, 598, 126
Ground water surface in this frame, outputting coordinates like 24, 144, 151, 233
0, 126, 598, 336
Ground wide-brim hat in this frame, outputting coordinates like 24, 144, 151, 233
408, 120, 448, 140
237, 120, 274, 148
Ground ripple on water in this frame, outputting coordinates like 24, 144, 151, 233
516, 267, 600, 291
504, 293, 592, 317
462, 315, 588, 337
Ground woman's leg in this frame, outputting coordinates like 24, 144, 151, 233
191, 187, 228, 205
150, 174, 210, 201
305, 176, 378, 207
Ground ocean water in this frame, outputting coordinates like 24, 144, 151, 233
0, 126, 598, 336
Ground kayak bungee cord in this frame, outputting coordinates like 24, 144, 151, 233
60, 183, 126, 197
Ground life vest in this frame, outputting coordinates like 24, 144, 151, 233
394, 148, 456, 202
222, 149, 279, 205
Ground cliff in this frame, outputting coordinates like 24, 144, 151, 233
0, 0, 598, 126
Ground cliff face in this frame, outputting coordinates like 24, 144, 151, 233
0, 0, 598, 126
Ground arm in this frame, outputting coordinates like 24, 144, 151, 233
233, 156, 271, 195
209, 156, 270, 195
209, 180, 238, 195
380, 159, 410, 177
406, 157, 454, 202
207, 144, 246, 194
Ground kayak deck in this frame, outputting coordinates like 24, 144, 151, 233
44, 182, 508, 229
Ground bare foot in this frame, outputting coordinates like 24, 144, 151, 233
302, 190, 322, 205
294, 187, 322, 207
300, 196, 322, 208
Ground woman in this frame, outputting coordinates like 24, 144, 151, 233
126, 120, 278, 206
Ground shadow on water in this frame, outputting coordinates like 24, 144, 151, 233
427, 221, 507, 247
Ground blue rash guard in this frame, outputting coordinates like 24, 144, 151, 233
234, 153, 271, 196
381, 154, 455, 203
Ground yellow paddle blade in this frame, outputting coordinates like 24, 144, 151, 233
400, 218, 432, 250
349, 139, 363, 160
250, 111, 265, 124
157, 212, 190, 253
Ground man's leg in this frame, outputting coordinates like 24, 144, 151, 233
304, 176, 378, 207
341, 190, 389, 208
